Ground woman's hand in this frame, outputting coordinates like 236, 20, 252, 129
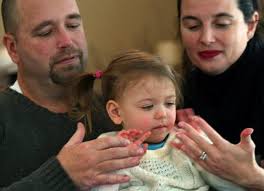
172, 115, 264, 190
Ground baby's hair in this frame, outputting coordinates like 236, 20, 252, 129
70, 50, 183, 132
101, 50, 182, 105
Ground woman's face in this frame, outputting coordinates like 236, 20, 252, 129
180, 0, 258, 75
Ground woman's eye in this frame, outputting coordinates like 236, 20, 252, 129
215, 23, 231, 29
188, 25, 200, 30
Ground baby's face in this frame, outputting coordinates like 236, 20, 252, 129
117, 75, 176, 143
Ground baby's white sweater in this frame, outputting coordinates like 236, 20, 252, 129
93, 132, 245, 191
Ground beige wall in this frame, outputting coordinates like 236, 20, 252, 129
0, 0, 179, 71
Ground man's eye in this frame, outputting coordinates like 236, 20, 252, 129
36, 30, 52, 37
67, 23, 80, 29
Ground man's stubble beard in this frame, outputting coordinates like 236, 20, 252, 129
49, 48, 86, 85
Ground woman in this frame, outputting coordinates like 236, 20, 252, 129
174, 0, 264, 190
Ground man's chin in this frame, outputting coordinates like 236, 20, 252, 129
51, 70, 84, 85
50, 61, 85, 83
51, 62, 85, 81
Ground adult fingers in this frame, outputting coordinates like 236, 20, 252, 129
239, 128, 256, 153
89, 136, 130, 150
177, 120, 221, 158
64, 122, 86, 147
176, 109, 189, 123
172, 132, 202, 160
79, 173, 130, 190
185, 108, 195, 117
189, 116, 228, 147
92, 173, 130, 187
96, 156, 142, 173
176, 108, 195, 123
134, 131, 151, 145
240, 128, 254, 144
96, 144, 145, 162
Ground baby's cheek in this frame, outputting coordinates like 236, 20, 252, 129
138, 118, 152, 130
125, 116, 151, 131
169, 112, 176, 123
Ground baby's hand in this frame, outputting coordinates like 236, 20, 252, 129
118, 129, 151, 152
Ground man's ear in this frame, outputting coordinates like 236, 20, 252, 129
247, 11, 259, 40
106, 100, 123, 125
3, 33, 19, 65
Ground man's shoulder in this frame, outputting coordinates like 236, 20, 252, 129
0, 88, 26, 116
0, 89, 17, 107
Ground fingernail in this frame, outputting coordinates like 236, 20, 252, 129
122, 139, 131, 145
177, 122, 182, 128
137, 147, 144, 154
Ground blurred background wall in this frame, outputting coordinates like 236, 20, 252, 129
76, 0, 181, 70
0, 0, 182, 88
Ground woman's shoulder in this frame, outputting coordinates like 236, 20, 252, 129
245, 43, 264, 63
240, 45, 264, 74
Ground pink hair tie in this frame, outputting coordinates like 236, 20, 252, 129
94, 70, 103, 79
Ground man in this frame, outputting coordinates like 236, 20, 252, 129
0, 0, 145, 190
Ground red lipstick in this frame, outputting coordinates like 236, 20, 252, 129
198, 50, 222, 59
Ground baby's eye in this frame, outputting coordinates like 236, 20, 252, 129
141, 105, 153, 110
165, 102, 176, 107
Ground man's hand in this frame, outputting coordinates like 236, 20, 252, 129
57, 123, 145, 190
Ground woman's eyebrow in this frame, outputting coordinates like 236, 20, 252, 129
182, 13, 234, 21
214, 12, 234, 19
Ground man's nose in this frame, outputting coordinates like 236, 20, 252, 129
56, 29, 73, 49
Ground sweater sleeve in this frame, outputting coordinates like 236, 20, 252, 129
0, 157, 78, 191
197, 166, 246, 191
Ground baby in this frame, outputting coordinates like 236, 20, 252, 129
71, 50, 246, 191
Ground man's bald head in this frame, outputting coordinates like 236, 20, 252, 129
1, 0, 19, 34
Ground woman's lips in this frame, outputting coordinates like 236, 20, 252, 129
198, 50, 222, 59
